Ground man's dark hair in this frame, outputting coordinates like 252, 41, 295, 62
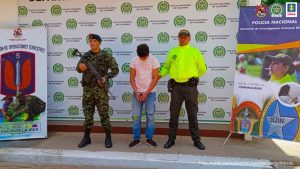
279, 84, 290, 96
137, 44, 149, 57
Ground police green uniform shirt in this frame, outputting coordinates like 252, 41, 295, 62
160, 44, 207, 82
270, 74, 292, 84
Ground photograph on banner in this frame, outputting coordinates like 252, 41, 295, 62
277, 83, 300, 106
0, 27, 47, 140
232, 50, 300, 141
232, 3, 300, 142
235, 48, 299, 83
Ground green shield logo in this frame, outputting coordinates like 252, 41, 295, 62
214, 14, 226, 26
66, 19, 77, 29
51, 5, 62, 16
196, 0, 208, 11
237, 0, 247, 9
53, 92, 64, 102
108, 106, 113, 116
157, 1, 169, 13
195, 31, 207, 43
18, 6, 28, 16
122, 92, 132, 103
159, 62, 164, 71
213, 46, 226, 57
67, 48, 76, 59
68, 105, 79, 116
121, 2, 132, 14
122, 63, 130, 74
85, 4, 96, 15
213, 77, 225, 89
172, 55, 177, 60
101, 18, 112, 29
86, 34, 90, 44
198, 93, 207, 104
270, 3, 283, 17
53, 63, 64, 74
174, 15, 186, 27
137, 17, 148, 28
52, 34, 63, 45
68, 77, 79, 88
179, 108, 186, 118
32, 19, 43, 27
158, 92, 170, 103
157, 32, 169, 44
103, 48, 113, 56
212, 108, 225, 119
121, 33, 133, 44
108, 79, 113, 88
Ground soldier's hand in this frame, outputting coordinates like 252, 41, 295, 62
79, 63, 88, 72
97, 77, 106, 87
7, 116, 12, 121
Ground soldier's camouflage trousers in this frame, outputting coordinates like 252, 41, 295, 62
82, 85, 111, 130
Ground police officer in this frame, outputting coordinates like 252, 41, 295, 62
159, 29, 207, 150
76, 34, 119, 148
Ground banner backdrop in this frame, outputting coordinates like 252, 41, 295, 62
0, 27, 47, 140
18, 0, 246, 123
231, 3, 300, 142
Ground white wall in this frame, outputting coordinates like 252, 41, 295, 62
248, 0, 261, 6
0, 0, 259, 27
0, 0, 18, 27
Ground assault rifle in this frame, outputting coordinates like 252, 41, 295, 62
72, 49, 115, 99
72, 48, 105, 87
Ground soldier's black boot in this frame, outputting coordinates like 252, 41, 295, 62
104, 129, 112, 148
78, 128, 91, 148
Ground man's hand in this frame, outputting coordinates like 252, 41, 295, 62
97, 77, 106, 87
158, 74, 162, 80
140, 92, 149, 101
135, 92, 142, 101
79, 63, 88, 72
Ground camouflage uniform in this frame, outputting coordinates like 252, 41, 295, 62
9, 94, 46, 121
76, 50, 119, 130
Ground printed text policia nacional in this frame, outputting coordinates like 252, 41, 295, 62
251, 20, 297, 25
240, 20, 300, 31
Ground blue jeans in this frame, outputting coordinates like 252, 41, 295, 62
132, 92, 156, 140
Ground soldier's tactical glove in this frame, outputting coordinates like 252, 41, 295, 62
79, 63, 88, 72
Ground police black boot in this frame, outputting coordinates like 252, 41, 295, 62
104, 129, 112, 148
78, 128, 91, 148
194, 140, 205, 150
163, 139, 175, 149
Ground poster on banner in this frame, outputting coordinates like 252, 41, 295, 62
231, 4, 300, 142
0, 27, 47, 140
18, 0, 247, 123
